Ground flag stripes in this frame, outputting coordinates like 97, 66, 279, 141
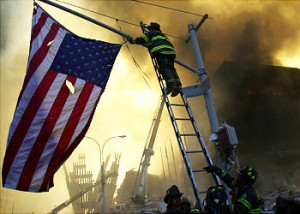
16, 74, 75, 190
2, 3, 121, 192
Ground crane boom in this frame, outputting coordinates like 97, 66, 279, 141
131, 97, 164, 203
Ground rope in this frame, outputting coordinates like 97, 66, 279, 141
131, 0, 213, 19
54, 0, 185, 41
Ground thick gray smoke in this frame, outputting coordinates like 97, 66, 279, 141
1, 1, 299, 213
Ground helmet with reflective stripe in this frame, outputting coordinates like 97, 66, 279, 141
239, 166, 258, 185
145, 22, 161, 30
205, 185, 228, 213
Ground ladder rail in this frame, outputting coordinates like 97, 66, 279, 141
142, 21, 220, 211
150, 58, 204, 209
180, 93, 221, 185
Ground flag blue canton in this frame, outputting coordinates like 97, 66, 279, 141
51, 33, 121, 88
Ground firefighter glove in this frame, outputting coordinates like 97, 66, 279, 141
128, 37, 134, 44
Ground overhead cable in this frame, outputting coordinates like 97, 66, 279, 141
54, 0, 185, 41
131, 0, 212, 19
116, 21, 152, 89
55, 0, 140, 27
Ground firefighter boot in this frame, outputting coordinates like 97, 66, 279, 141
171, 79, 182, 97
166, 79, 176, 95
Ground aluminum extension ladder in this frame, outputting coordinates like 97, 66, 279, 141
151, 57, 221, 211
139, 21, 221, 211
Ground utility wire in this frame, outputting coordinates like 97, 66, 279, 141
54, 0, 185, 41
116, 20, 151, 89
131, 0, 212, 19
55, 0, 140, 27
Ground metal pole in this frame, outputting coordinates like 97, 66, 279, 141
169, 140, 178, 183
188, 23, 219, 133
174, 58, 199, 74
38, 0, 198, 75
164, 142, 172, 184
85, 136, 101, 167
100, 135, 126, 213
100, 163, 106, 213
160, 147, 167, 191
185, 14, 209, 43
85, 135, 125, 213
38, 0, 132, 40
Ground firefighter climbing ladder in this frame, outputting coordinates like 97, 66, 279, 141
140, 21, 221, 211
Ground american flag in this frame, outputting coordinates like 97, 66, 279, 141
2, 3, 121, 192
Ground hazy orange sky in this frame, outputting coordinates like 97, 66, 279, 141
1, 0, 299, 213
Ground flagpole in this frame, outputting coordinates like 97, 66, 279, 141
38, 0, 200, 75
38, 0, 132, 40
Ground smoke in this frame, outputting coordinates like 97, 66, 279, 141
1, 1, 300, 212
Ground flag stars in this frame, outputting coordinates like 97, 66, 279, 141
49, 33, 121, 88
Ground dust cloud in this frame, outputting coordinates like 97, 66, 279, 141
1, 0, 299, 213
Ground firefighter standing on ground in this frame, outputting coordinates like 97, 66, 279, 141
163, 185, 191, 213
129, 22, 182, 97
204, 165, 262, 214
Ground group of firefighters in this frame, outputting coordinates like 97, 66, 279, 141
163, 165, 261, 214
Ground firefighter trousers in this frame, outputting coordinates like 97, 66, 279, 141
155, 54, 181, 89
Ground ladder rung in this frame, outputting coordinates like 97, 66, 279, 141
180, 133, 198, 137
192, 169, 207, 173
175, 118, 191, 121
170, 103, 185, 107
199, 190, 208, 194
186, 150, 204, 154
